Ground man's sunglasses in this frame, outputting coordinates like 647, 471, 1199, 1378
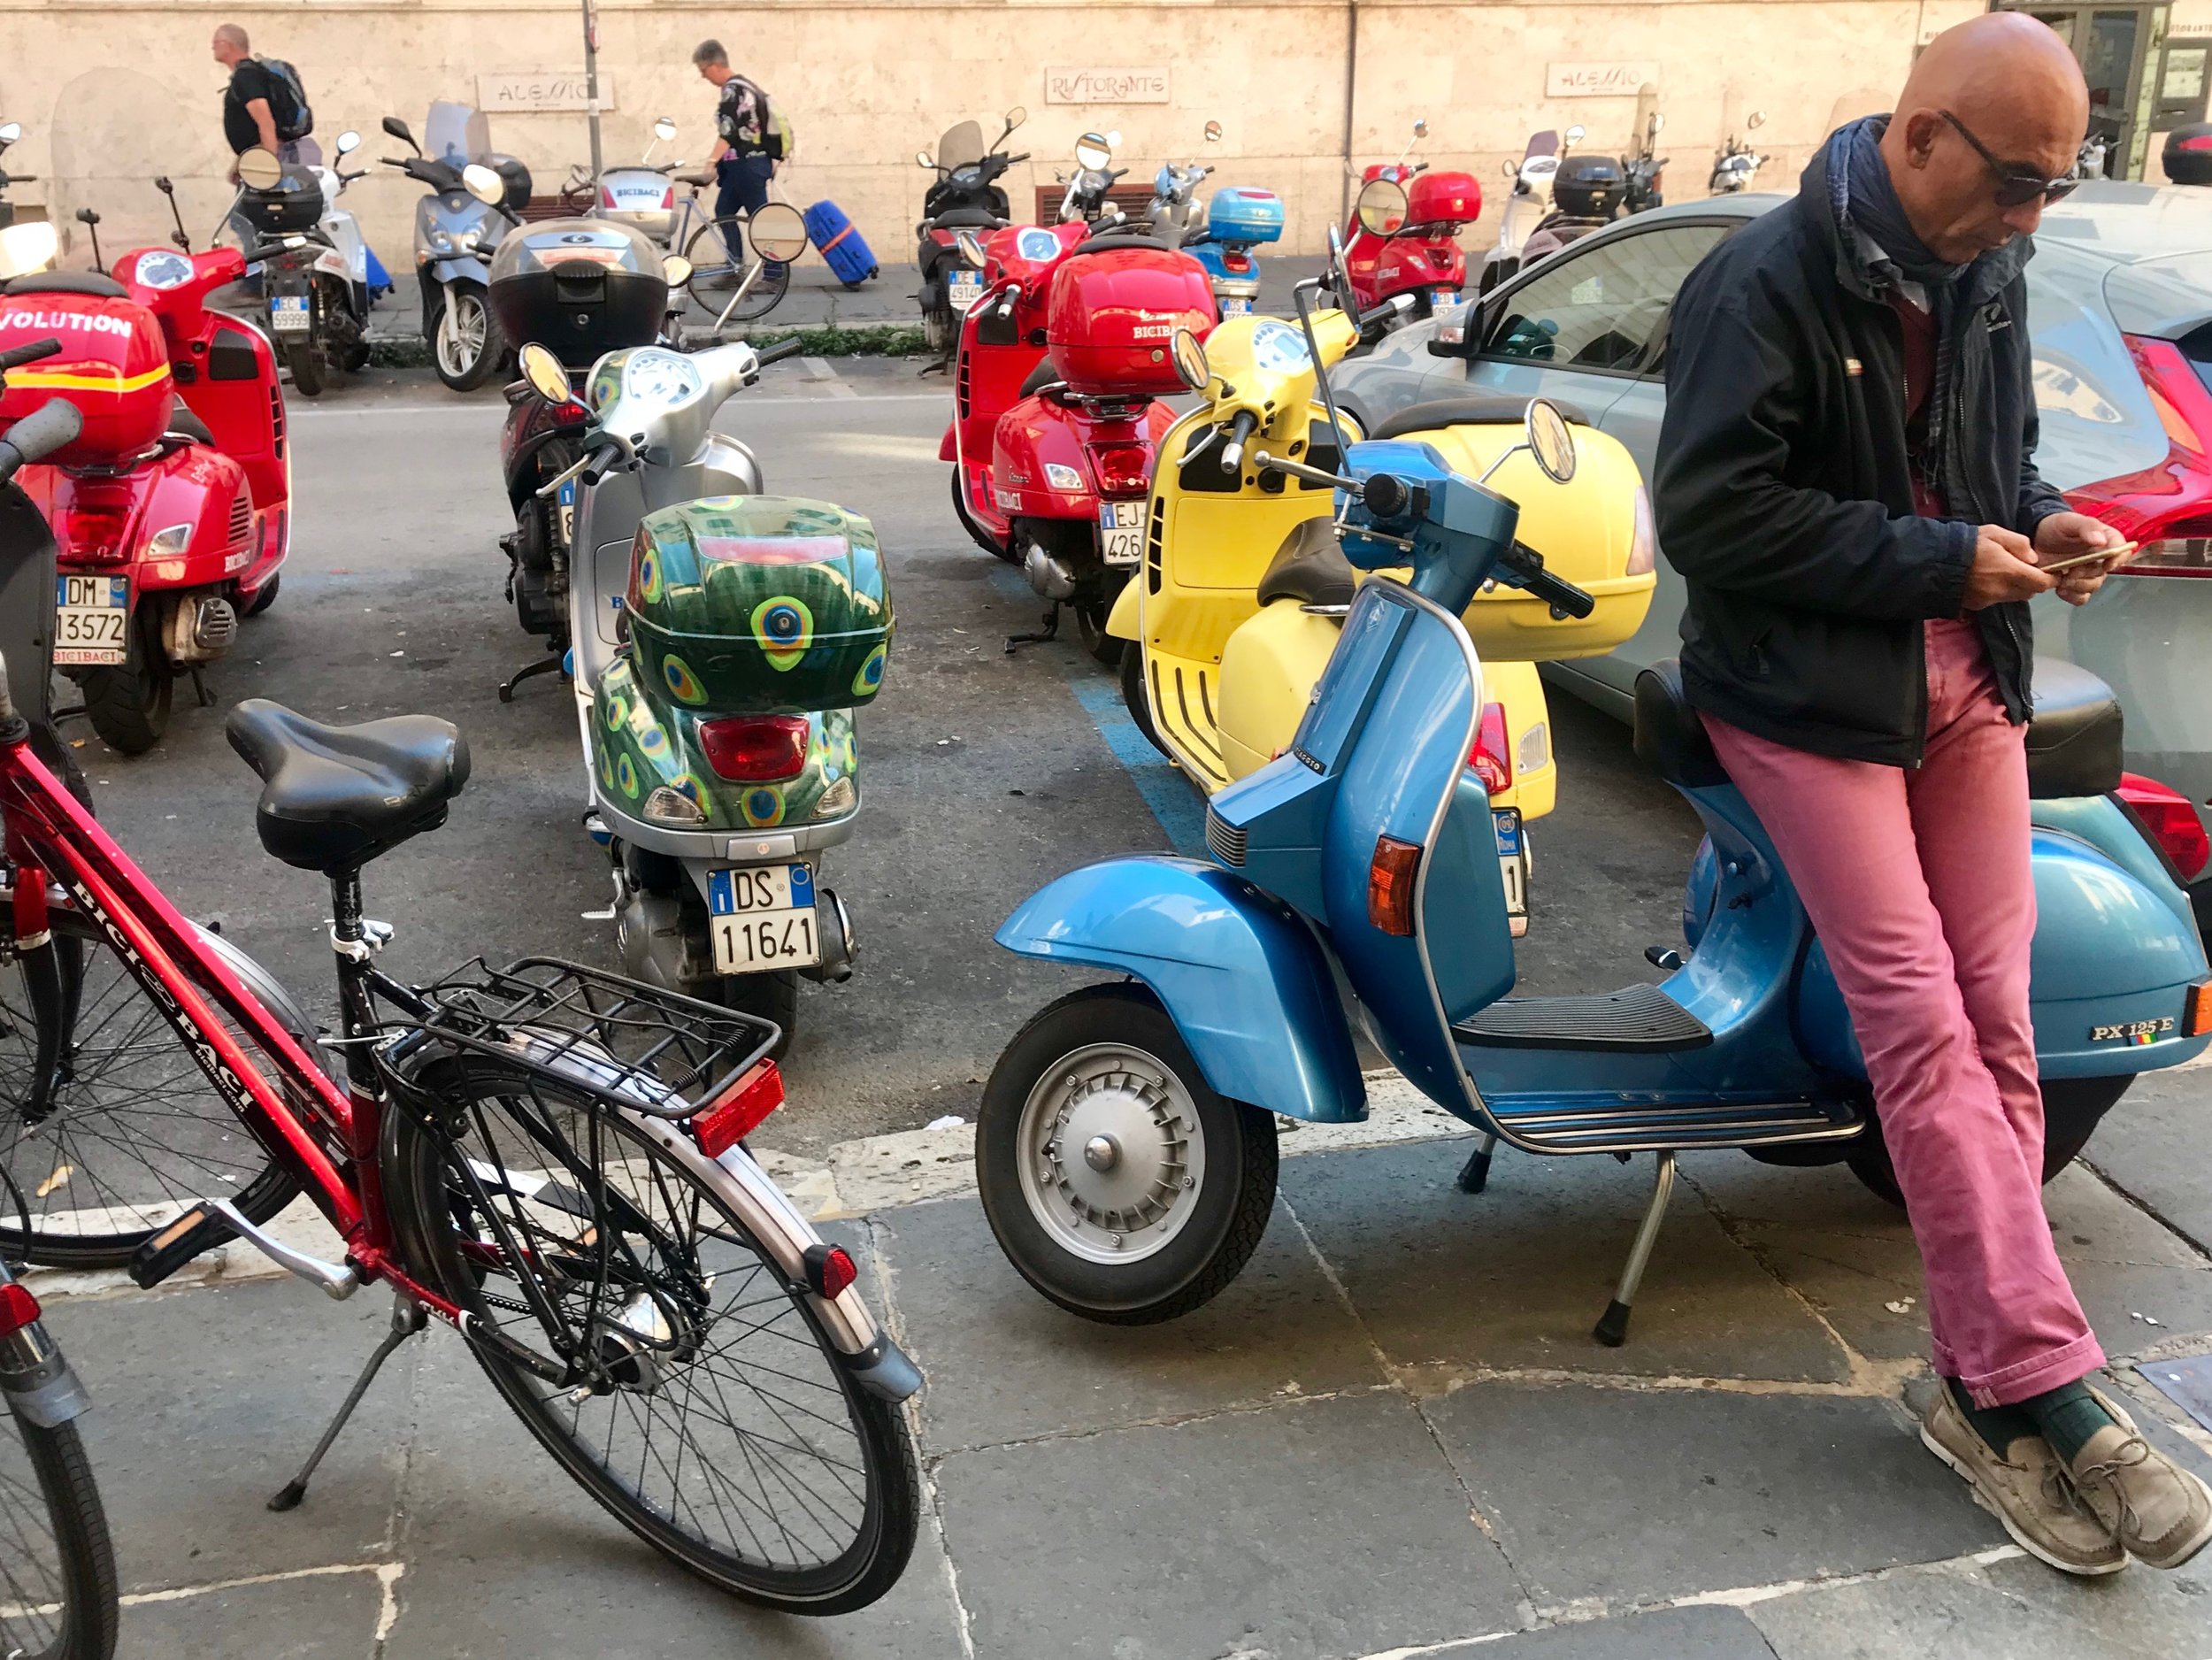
1940, 110, 2081, 208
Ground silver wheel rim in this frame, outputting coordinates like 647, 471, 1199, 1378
438, 290, 487, 376
1014, 1041, 1207, 1264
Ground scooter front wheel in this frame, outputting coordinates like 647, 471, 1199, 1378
977, 983, 1278, 1325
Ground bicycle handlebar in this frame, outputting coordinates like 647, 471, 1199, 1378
0, 338, 63, 375
0, 398, 84, 485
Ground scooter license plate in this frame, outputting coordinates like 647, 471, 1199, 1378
708, 864, 822, 972
948, 273, 983, 310
54, 575, 129, 666
1219, 296, 1253, 317
1494, 810, 1531, 932
271, 295, 311, 334
1099, 500, 1148, 566
1432, 288, 1460, 311
557, 479, 577, 549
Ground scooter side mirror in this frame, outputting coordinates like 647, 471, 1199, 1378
73, 207, 99, 226
662, 253, 692, 287
1171, 327, 1210, 393
1074, 133, 1114, 171
1006, 106, 1027, 127
1501, 158, 1518, 179
380, 115, 419, 153
955, 227, 988, 267
1650, 113, 1666, 135
1564, 124, 1587, 146
235, 148, 284, 188
1203, 120, 1224, 143
1412, 118, 1429, 138
655, 116, 679, 143
0, 221, 58, 279
1355, 177, 1409, 236
1747, 110, 1768, 130
335, 129, 362, 157
1525, 398, 1578, 483
462, 162, 506, 206
0, 122, 20, 145
749, 202, 810, 264
917, 150, 934, 169
518, 342, 577, 408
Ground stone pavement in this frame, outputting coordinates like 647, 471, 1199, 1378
33, 1067, 2212, 1659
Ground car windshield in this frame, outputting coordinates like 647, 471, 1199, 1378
425, 102, 492, 165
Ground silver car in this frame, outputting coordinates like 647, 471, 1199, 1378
1334, 182, 2212, 848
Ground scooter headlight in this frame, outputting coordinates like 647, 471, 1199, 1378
452, 223, 483, 251
428, 230, 452, 252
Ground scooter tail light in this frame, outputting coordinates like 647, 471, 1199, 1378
2064, 336, 2212, 573
1225, 251, 1253, 274
697, 714, 811, 782
2186, 983, 2212, 1039
2116, 771, 2212, 880
1087, 442, 1152, 497
1627, 486, 1657, 576
2180, 134, 2212, 154
0, 1282, 40, 1340
691, 1061, 784, 1157
1469, 703, 1512, 795
600, 184, 618, 209
1368, 834, 1422, 935
660, 185, 675, 210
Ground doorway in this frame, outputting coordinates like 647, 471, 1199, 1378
1999, 4, 2167, 177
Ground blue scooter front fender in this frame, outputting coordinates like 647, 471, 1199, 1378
995, 857, 1366, 1122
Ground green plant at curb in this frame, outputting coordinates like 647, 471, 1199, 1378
737, 324, 929, 357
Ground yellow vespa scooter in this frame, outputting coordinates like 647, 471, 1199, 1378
1106, 273, 1655, 931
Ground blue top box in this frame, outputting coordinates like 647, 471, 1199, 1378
1204, 188, 1286, 246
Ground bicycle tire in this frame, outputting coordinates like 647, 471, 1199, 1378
0, 1412, 119, 1660
0, 907, 303, 1268
383, 1056, 918, 1612
682, 218, 792, 324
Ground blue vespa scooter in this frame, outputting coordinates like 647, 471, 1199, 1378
1147, 124, 1284, 318
977, 281, 2212, 1342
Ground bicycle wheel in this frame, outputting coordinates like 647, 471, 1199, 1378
683, 217, 792, 324
384, 1057, 918, 1611
0, 908, 304, 1267
0, 1409, 119, 1660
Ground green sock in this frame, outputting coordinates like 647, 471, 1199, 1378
1948, 1378, 2040, 1458
2018, 1379, 2120, 1464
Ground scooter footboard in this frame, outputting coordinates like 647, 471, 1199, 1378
995, 856, 1366, 1122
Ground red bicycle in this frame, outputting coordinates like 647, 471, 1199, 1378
0, 350, 920, 1613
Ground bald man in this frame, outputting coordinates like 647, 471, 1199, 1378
1655, 15, 2212, 1576
211, 23, 288, 182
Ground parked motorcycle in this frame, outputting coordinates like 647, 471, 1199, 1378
1052, 130, 1131, 227
1516, 151, 1630, 266
1342, 119, 1482, 323
595, 116, 686, 245
229, 136, 370, 396
1710, 111, 1769, 194
976, 318, 2211, 1340
1475, 125, 1578, 296
941, 181, 1216, 663
0, 194, 294, 750
509, 327, 879, 1048
1148, 122, 1284, 319
382, 104, 532, 391
1623, 111, 1667, 214
915, 108, 1029, 357
1111, 245, 1655, 933
0, 120, 31, 231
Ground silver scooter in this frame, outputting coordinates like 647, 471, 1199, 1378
382, 103, 528, 389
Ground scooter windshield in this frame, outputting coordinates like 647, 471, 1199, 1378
425, 102, 493, 165
936, 120, 986, 172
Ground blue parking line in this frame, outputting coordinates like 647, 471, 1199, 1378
987, 565, 1207, 858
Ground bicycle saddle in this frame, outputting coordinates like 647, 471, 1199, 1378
226, 700, 472, 874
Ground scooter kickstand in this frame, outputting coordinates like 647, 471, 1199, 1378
1593, 1150, 1676, 1349
497, 652, 562, 703
267, 1294, 427, 1512
1004, 603, 1063, 654
1455, 1133, 1497, 1195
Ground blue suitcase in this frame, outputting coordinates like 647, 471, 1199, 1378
803, 200, 879, 288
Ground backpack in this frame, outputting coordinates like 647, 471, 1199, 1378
771, 108, 795, 165
726, 76, 782, 162
257, 57, 313, 142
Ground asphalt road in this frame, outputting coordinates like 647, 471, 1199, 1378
66, 357, 1701, 1156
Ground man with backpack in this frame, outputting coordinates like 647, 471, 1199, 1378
691, 40, 783, 265
211, 23, 310, 179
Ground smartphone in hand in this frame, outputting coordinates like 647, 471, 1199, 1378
2040, 541, 2137, 574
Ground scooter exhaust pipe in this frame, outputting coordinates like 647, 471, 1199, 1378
800, 889, 857, 984
1022, 542, 1079, 601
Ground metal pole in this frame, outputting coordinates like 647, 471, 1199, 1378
582, 0, 603, 184
1338, 0, 1359, 230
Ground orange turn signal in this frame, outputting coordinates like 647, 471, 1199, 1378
2186, 982, 2212, 1039
1368, 835, 1422, 935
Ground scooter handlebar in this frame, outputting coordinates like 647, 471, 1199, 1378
1219, 409, 1260, 472
0, 337, 63, 375
755, 337, 806, 368
0, 398, 84, 484
1497, 540, 1594, 619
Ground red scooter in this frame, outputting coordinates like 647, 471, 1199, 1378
1342, 118, 1482, 323
941, 220, 1214, 663
0, 198, 291, 753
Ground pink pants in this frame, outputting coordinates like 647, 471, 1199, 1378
1701, 619, 2104, 1406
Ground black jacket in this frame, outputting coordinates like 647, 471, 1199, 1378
1653, 148, 2070, 765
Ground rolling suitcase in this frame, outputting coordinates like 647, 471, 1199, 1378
803, 200, 879, 288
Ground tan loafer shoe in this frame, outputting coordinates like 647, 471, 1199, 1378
1921, 1386, 2127, 1576
2066, 1387, 2212, 1570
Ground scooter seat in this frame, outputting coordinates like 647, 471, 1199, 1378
1079, 232, 1176, 254
1370, 395, 1594, 442
226, 699, 471, 874
1256, 518, 1356, 610
933, 207, 1005, 229
4, 271, 128, 300
165, 406, 216, 447
1634, 657, 2127, 800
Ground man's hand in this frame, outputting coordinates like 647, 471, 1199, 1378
2034, 511, 2129, 607
1962, 524, 2055, 611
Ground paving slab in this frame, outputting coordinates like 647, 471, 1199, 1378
119, 1566, 388, 1660
874, 1191, 1384, 1450
1428, 1605, 1781, 1658
1424, 1379, 2003, 1610
382, 1322, 968, 1660
1283, 1142, 1853, 1384
52, 1281, 415, 1593
2085, 1064, 2212, 1256
934, 1388, 1519, 1660
1748, 1547, 2212, 1660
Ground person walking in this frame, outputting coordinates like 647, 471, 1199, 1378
211, 24, 297, 179
1655, 12, 2212, 1578
691, 40, 782, 267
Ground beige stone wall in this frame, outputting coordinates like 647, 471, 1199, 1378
0, 0, 2048, 273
